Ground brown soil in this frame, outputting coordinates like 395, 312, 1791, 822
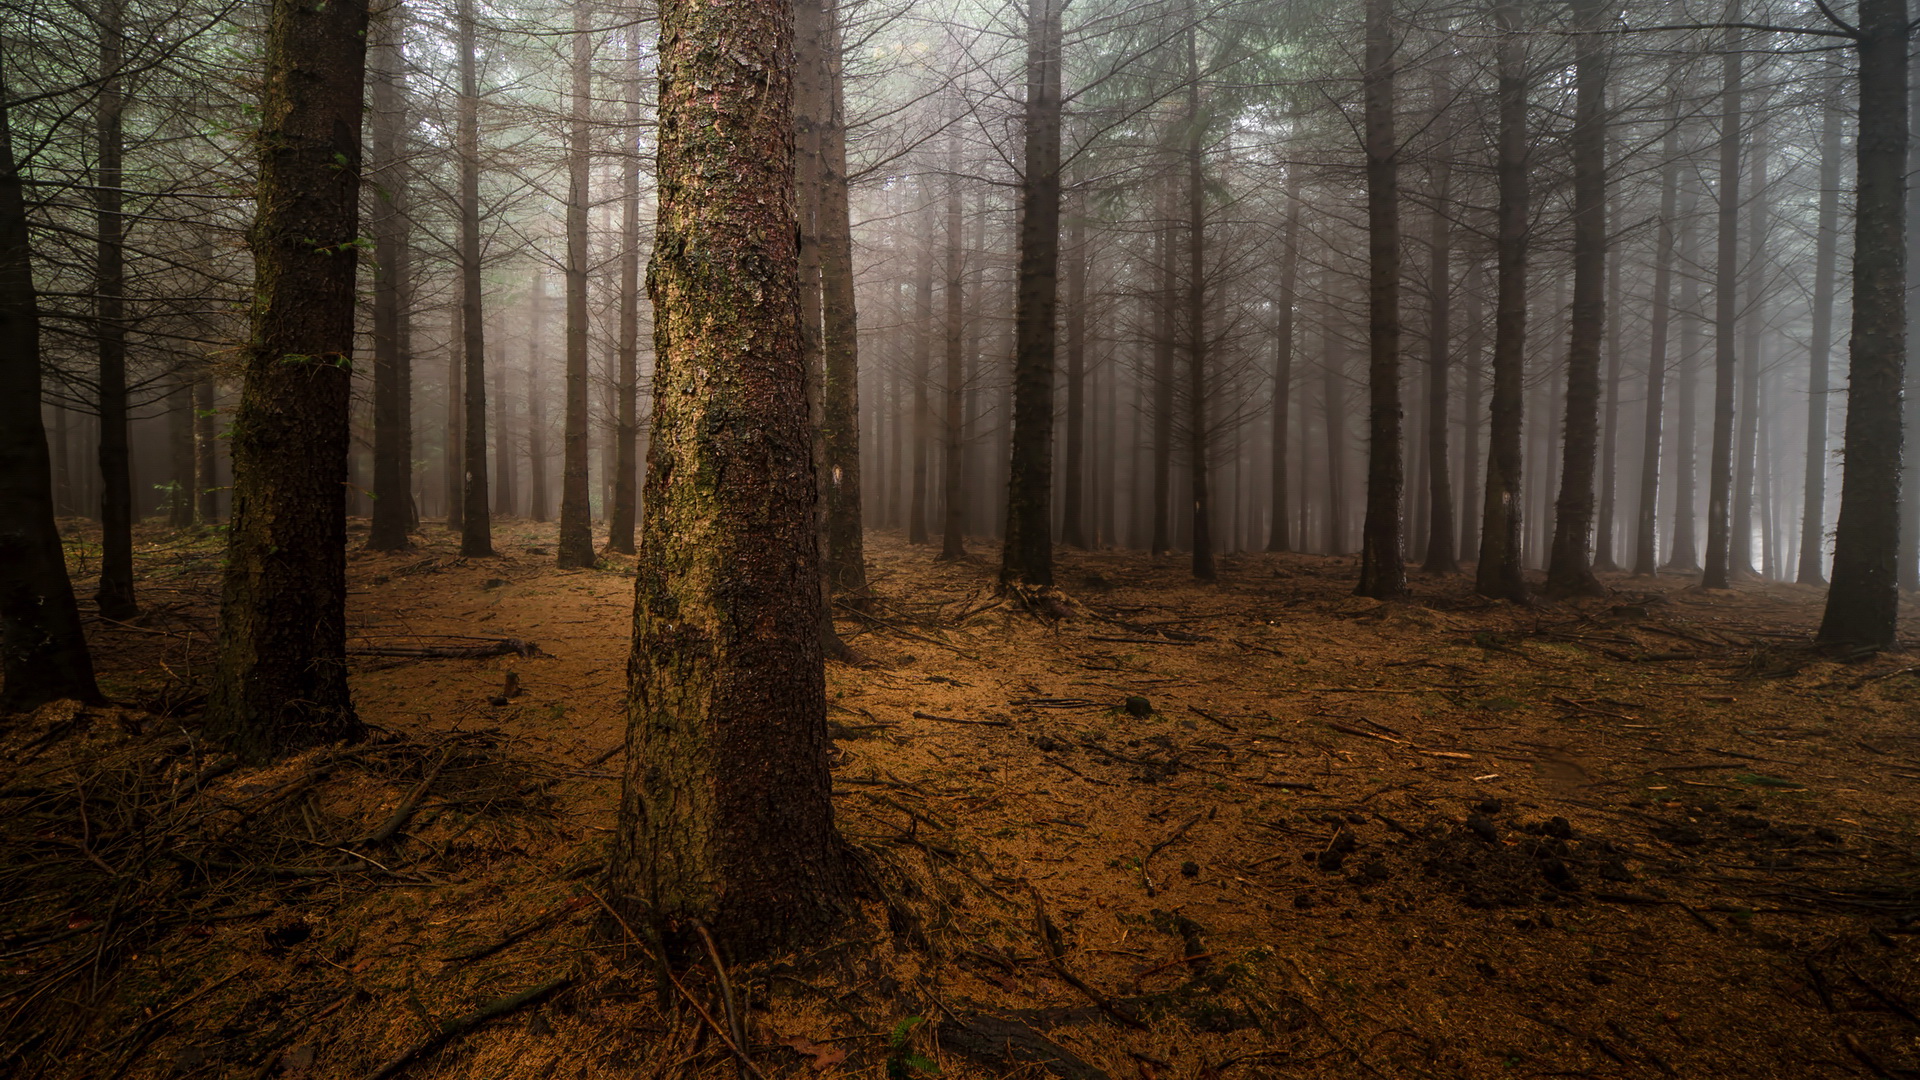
5, 520, 1920, 1080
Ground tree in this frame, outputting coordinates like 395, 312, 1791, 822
1355, 0, 1406, 600
1267, 180, 1300, 553
1544, 0, 1609, 598
1475, 0, 1528, 603
608, 0, 855, 957
607, 21, 642, 556
206, 0, 370, 758
93, 0, 137, 621
1818, 0, 1909, 650
1420, 56, 1456, 574
1633, 96, 1682, 578
368, 1, 414, 552
938, 126, 968, 561
818, 0, 867, 601
1702, 13, 1741, 590
555, 0, 596, 569
457, 0, 494, 557
1001, 0, 1064, 588
0, 53, 101, 712
1797, 79, 1842, 586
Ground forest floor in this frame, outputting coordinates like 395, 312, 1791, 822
6, 519, 1920, 1080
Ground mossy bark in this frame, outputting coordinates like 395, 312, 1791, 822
207, 0, 369, 758
609, 0, 854, 960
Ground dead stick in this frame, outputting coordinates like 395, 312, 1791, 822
912, 710, 1008, 727
360, 976, 572, 1080
1031, 890, 1147, 1030
357, 749, 452, 846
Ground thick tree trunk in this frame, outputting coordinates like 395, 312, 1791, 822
0, 61, 102, 710
1476, 0, 1527, 602
1798, 83, 1842, 585
556, 0, 596, 568
607, 22, 642, 555
368, 2, 412, 551
1001, 0, 1063, 587
1268, 183, 1300, 552
93, 0, 136, 621
1356, 0, 1405, 599
819, 0, 866, 598
457, 0, 493, 556
939, 129, 968, 560
1544, 0, 1607, 598
1635, 119, 1682, 577
1702, 13, 1741, 590
1063, 186, 1087, 549
609, 0, 856, 957
1421, 64, 1455, 573
1819, 0, 1909, 650
207, 0, 369, 757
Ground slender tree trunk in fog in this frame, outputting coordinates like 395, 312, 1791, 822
1596, 195, 1623, 571
1667, 206, 1703, 573
1422, 64, 1455, 573
168, 375, 194, 528
608, 23, 642, 556
1635, 118, 1681, 577
1185, 25, 1214, 582
1702, 14, 1741, 590
1799, 85, 1842, 585
493, 351, 514, 516
1324, 313, 1348, 554
194, 373, 218, 522
1356, 0, 1405, 599
1732, 121, 1768, 579
609, 0, 855, 958
1545, 0, 1607, 598
939, 131, 968, 560
1820, 0, 1909, 650
94, 0, 137, 621
1151, 210, 1173, 557
528, 363, 549, 522
0, 61, 101, 710
1268, 184, 1299, 552
369, 3, 413, 552
556, 0, 596, 568
1063, 187, 1088, 549
1002, 0, 1063, 587
1477, 0, 1527, 602
457, 0, 493, 557
208, 0, 369, 758
1459, 261, 1483, 562
819, 0, 867, 598
909, 207, 932, 544
446, 301, 464, 530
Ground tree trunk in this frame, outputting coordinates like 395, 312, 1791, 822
493, 347, 515, 516
909, 203, 933, 544
1458, 260, 1484, 562
1732, 119, 1768, 579
1421, 59, 1455, 573
369, 2, 412, 551
1062, 185, 1087, 549
1635, 114, 1682, 577
609, 0, 856, 957
1355, 0, 1405, 599
1702, 12, 1741, 590
1903, 41, 1920, 592
445, 298, 464, 530
1544, 0, 1607, 598
0, 57, 101, 710
1798, 80, 1842, 585
1268, 181, 1300, 552
457, 0, 493, 556
1151, 206, 1174, 557
1819, 0, 1909, 650
1001, 0, 1063, 588
818, 0, 866, 599
167, 371, 195, 528
528, 360, 549, 522
1184, 23, 1213, 581
556, 0, 596, 568
207, 0, 369, 757
93, 0, 137, 621
1666, 195, 1702, 573
1324, 299, 1349, 554
1476, 0, 1528, 602
1595, 192, 1623, 572
939, 128, 968, 560
608, 21, 642, 555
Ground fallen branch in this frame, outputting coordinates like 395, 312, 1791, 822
361, 976, 572, 1080
347, 638, 544, 660
912, 710, 1008, 727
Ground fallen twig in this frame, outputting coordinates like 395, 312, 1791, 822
361, 976, 572, 1080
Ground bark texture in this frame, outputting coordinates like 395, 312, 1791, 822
1356, 0, 1406, 599
556, 0, 596, 568
1475, 0, 1528, 602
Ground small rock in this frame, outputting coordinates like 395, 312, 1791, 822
1180, 860, 1200, 878
1124, 696, 1153, 718
488, 696, 510, 707
481, 577, 508, 590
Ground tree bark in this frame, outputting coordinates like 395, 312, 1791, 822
1732, 119, 1768, 579
1151, 204, 1174, 557
1798, 80, 1842, 585
818, 0, 866, 599
556, 0, 596, 568
1184, 22, 1213, 581
1475, 0, 1527, 602
1, 56, 102, 711
207, 0, 369, 757
457, 0, 493, 556
1819, 0, 1909, 650
1001, 0, 1063, 588
493, 346, 515, 517
1458, 259, 1483, 562
939, 128, 968, 560
1595, 192, 1623, 572
909, 203, 933, 544
1666, 191, 1702, 573
1063, 184, 1087, 549
369, 1, 413, 551
1355, 0, 1405, 599
1421, 59, 1455, 573
1544, 0, 1608, 598
609, 0, 855, 957
93, 0, 136, 621
445, 299, 464, 530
